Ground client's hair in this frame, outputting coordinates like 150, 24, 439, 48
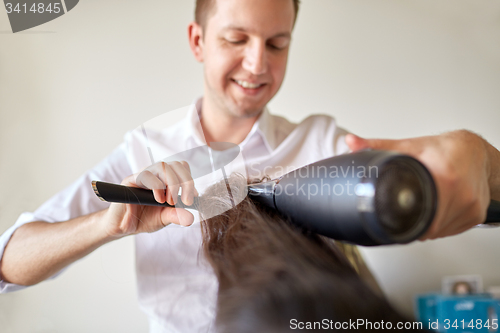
199, 174, 422, 333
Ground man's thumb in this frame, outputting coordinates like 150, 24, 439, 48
345, 134, 370, 152
346, 133, 404, 153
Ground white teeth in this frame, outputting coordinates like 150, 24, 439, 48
235, 80, 262, 89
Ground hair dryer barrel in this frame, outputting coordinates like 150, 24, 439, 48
271, 150, 438, 246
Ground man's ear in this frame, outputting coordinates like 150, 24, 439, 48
188, 22, 204, 63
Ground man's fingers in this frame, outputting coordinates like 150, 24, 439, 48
179, 160, 191, 174
132, 161, 198, 206
168, 161, 196, 206
157, 162, 181, 206
136, 170, 167, 203
161, 207, 194, 227
179, 161, 199, 197
345, 133, 415, 154
121, 174, 138, 187
345, 134, 370, 152
345, 134, 397, 152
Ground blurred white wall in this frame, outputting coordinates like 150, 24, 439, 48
1, 0, 499, 331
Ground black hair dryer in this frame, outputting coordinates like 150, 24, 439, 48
248, 150, 500, 246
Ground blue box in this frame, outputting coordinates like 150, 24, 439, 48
415, 294, 500, 332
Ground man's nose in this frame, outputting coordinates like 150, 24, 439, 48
242, 41, 267, 75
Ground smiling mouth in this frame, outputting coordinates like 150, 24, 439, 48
232, 79, 265, 89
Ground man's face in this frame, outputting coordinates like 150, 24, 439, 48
200, 0, 295, 118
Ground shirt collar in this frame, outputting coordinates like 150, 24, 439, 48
184, 97, 277, 153
181, 98, 206, 149
254, 106, 277, 152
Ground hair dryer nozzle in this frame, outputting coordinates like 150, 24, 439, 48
247, 180, 278, 209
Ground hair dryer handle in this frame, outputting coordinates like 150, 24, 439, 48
485, 199, 500, 223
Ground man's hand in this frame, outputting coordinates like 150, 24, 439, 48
104, 161, 199, 238
1, 161, 199, 286
345, 130, 500, 240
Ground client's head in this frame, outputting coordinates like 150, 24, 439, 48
199, 174, 421, 333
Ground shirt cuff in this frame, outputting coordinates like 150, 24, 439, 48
0, 212, 47, 293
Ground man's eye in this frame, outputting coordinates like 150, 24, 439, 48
227, 39, 245, 45
268, 44, 284, 50
267, 39, 289, 51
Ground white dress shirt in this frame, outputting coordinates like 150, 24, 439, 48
0, 98, 350, 332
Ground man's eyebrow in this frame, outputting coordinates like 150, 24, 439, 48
221, 25, 291, 39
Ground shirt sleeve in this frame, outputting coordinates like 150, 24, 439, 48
0, 142, 133, 293
315, 114, 351, 157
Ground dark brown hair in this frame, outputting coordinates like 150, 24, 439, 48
199, 175, 422, 333
195, 0, 301, 30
